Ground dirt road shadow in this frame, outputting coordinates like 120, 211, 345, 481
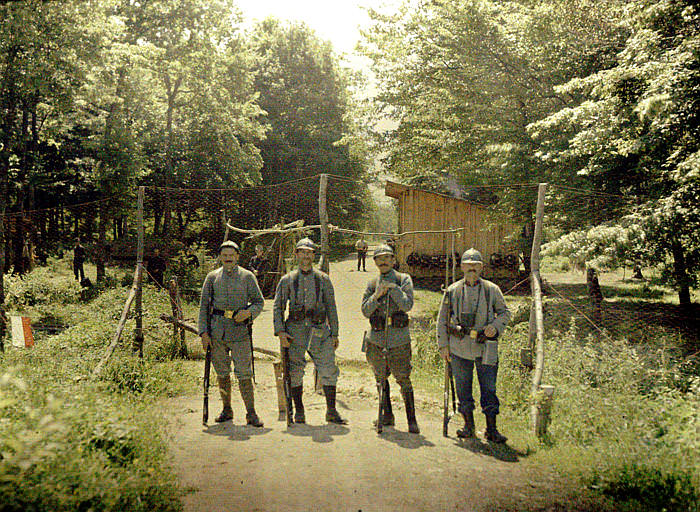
284, 422, 350, 443
203, 422, 273, 441
454, 437, 527, 462
377, 427, 435, 449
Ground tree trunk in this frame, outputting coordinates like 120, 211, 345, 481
671, 242, 691, 307
96, 200, 106, 283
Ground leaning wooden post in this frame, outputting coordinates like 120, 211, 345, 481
93, 265, 142, 378
318, 173, 330, 274
133, 186, 145, 357
529, 183, 553, 438
221, 209, 229, 243
168, 277, 187, 359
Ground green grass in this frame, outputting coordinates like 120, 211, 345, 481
0, 256, 201, 511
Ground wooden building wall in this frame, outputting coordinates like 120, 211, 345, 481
387, 182, 519, 280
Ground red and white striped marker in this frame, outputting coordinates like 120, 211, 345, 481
10, 316, 35, 348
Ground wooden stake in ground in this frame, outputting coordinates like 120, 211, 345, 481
168, 277, 188, 359
93, 264, 141, 378
529, 183, 554, 438
318, 173, 330, 274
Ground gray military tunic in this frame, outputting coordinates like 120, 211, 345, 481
198, 266, 264, 379
361, 269, 414, 388
436, 277, 510, 364
273, 268, 340, 387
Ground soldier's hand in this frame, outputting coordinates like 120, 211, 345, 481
484, 325, 497, 338
201, 333, 211, 351
234, 309, 251, 323
440, 346, 451, 362
332, 336, 339, 349
375, 282, 392, 298
278, 332, 291, 348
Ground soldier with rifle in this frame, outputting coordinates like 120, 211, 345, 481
437, 248, 511, 442
361, 244, 419, 434
198, 240, 265, 427
273, 238, 346, 425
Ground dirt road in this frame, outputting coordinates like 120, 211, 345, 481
166, 362, 581, 512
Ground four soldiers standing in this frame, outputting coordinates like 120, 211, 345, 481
198, 238, 510, 443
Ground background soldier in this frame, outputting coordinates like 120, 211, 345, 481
361, 244, 419, 433
73, 238, 86, 282
198, 241, 265, 427
436, 248, 511, 443
273, 237, 346, 425
248, 243, 272, 297
147, 247, 167, 287
355, 237, 368, 271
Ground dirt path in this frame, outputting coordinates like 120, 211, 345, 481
165, 257, 600, 511
165, 362, 581, 512
251, 257, 383, 362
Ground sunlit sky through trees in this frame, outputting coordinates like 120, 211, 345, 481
234, 0, 401, 69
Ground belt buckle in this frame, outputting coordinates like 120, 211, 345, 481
224, 310, 234, 319
470, 329, 478, 340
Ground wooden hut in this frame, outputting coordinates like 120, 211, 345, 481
385, 181, 521, 283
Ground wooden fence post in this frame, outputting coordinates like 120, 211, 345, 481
529, 183, 554, 438
133, 186, 145, 357
168, 277, 187, 359
318, 174, 329, 274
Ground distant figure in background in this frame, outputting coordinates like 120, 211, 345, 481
355, 237, 368, 271
73, 238, 86, 282
147, 248, 167, 287
249, 244, 272, 297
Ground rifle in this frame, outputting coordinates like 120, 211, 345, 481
376, 278, 392, 434
248, 321, 255, 383
203, 344, 212, 425
442, 360, 456, 437
282, 344, 294, 426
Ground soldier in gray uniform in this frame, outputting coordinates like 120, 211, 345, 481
273, 238, 346, 424
437, 248, 510, 442
198, 241, 265, 426
361, 244, 419, 434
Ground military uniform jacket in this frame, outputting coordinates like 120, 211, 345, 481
197, 266, 264, 340
361, 269, 414, 349
436, 277, 510, 360
273, 268, 339, 338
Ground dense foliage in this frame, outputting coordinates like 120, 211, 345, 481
361, 0, 699, 304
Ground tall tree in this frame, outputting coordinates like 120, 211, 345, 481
531, 0, 700, 305
360, 0, 626, 246
249, 18, 368, 229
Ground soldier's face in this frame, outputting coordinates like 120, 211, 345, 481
461, 262, 482, 281
296, 248, 314, 269
374, 254, 394, 273
220, 248, 239, 270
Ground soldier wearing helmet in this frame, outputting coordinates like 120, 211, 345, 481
361, 244, 419, 433
436, 248, 511, 443
273, 237, 346, 425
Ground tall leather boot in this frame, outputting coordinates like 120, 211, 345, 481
239, 379, 263, 427
373, 380, 395, 427
323, 385, 348, 425
484, 414, 507, 443
291, 385, 305, 423
215, 376, 233, 423
402, 388, 420, 434
456, 410, 475, 439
